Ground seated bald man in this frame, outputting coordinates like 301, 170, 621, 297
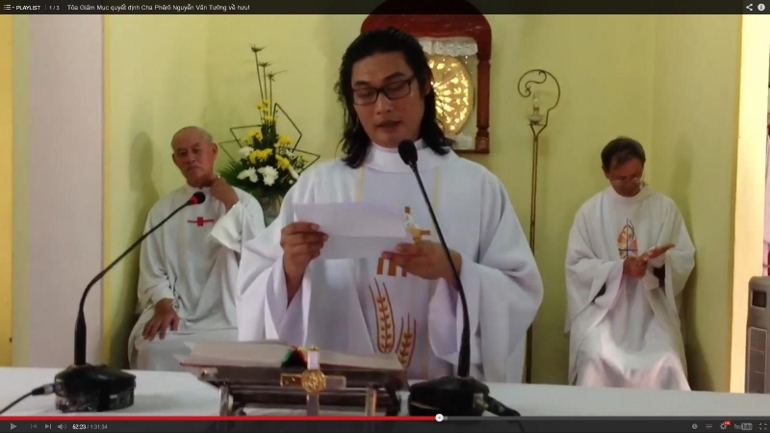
128, 126, 265, 371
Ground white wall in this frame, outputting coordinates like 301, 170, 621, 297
17, 15, 104, 367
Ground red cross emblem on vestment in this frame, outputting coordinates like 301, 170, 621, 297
187, 217, 215, 227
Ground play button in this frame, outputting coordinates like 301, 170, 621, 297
10, 423, 16, 430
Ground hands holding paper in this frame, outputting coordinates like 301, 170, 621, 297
281, 222, 328, 270
622, 243, 674, 278
279, 217, 466, 301
381, 241, 463, 288
640, 243, 674, 262
281, 222, 328, 300
279, 202, 468, 302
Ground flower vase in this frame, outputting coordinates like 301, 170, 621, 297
259, 196, 283, 226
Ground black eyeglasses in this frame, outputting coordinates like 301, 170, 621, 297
352, 76, 415, 105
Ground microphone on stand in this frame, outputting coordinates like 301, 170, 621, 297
397, 141, 521, 418
54, 192, 206, 413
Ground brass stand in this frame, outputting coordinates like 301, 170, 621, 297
278, 348, 349, 415
194, 347, 404, 416
211, 372, 396, 416
517, 69, 561, 384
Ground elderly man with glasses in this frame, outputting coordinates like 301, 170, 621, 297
564, 136, 695, 390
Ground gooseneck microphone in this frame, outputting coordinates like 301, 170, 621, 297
54, 191, 206, 413
398, 141, 521, 418
397, 141, 471, 377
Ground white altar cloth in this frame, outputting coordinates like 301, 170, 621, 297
2, 367, 770, 416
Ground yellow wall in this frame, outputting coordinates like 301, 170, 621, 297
103, 15, 112, 366
207, 15, 353, 163
477, 15, 657, 384
649, 15, 770, 392
649, 15, 743, 391
730, 15, 770, 392
0, 15, 13, 366
103, 16, 210, 366
99, 15, 761, 391
10, 16, 29, 367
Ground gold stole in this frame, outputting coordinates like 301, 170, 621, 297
354, 167, 442, 379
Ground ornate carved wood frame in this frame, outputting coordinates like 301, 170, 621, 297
361, 7, 492, 154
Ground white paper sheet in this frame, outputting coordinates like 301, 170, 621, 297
293, 202, 413, 260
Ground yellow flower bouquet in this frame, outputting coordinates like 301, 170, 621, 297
220, 45, 319, 223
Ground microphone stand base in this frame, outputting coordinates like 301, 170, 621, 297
54, 364, 136, 413
407, 376, 487, 417
407, 375, 522, 417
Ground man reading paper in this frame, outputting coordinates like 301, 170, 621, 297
128, 126, 265, 371
565, 137, 694, 389
215, 28, 544, 382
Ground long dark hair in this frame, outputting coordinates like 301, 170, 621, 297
334, 27, 454, 169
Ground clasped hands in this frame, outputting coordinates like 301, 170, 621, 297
622, 243, 674, 278
281, 222, 462, 286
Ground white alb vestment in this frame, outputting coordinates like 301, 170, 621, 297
220, 141, 544, 382
128, 184, 265, 371
565, 185, 694, 389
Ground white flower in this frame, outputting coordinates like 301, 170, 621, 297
237, 167, 258, 183
257, 166, 279, 186
283, 150, 296, 158
288, 167, 299, 180
238, 146, 254, 159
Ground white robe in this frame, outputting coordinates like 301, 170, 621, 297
220, 141, 544, 382
565, 185, 694, 389
128, 184, 265, 371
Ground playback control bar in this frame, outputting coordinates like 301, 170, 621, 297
2, 417, 770, 433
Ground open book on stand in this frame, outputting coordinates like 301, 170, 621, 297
177, 340, 406, 416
